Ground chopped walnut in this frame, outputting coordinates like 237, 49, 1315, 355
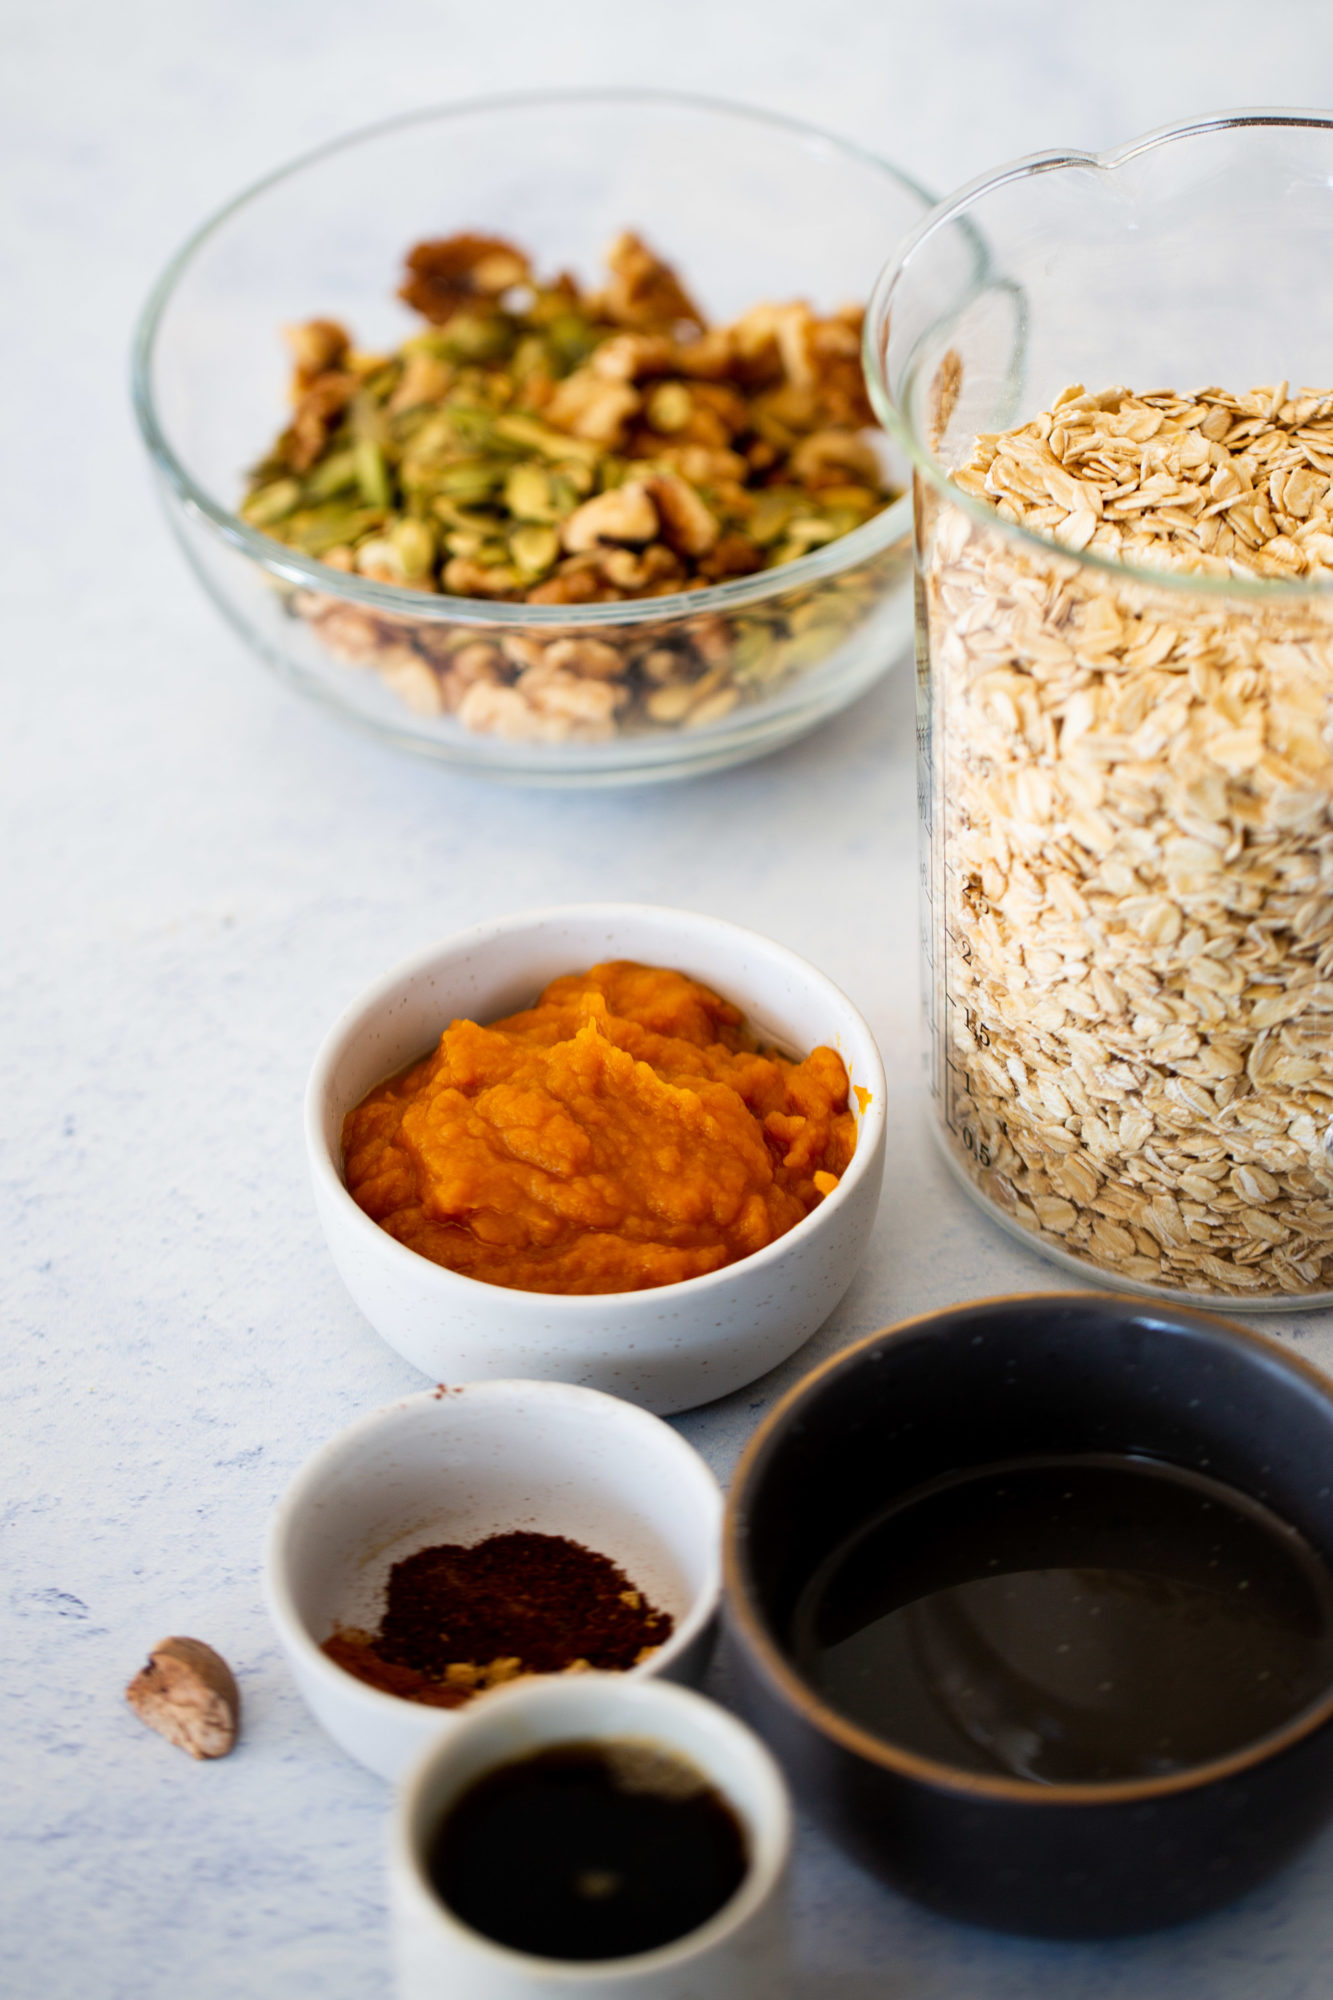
561, 483, 659, 553
286, 371, 357, 472
542, 637, 624, 681
648, 472, 719, 558
544, 371, 640, 446
284, 319, 350, 390
399, 233, 531, 322
593, 230, 704, 333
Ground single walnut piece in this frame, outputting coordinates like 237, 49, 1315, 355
399, 233, 531, 323
594, 230, 704, 333
125, 1637, 240, 1760
286, 371, 358, 472
648, 472, 719, 558
561, 482, 659, 553
284, 318, 350, 390
543, 371, 640, 446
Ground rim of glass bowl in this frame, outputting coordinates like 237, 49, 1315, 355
132, 87, 935, 631
864, 106, 1333, 608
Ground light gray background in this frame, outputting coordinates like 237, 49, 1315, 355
6, 3, 1333, 1994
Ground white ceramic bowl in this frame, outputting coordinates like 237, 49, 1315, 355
305, 904, 887, 1414
264, 1380, 723, 1781
391, 1674, 792, 2000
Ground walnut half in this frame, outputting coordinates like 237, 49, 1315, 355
125, 1637, 240, 1760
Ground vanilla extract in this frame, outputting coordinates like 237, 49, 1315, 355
428, 1740, 748, 1961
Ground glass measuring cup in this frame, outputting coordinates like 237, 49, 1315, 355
865, 112, 1333, 1307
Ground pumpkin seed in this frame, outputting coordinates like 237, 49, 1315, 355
303, 450, 360, 501
646, 382, 692, 433
493, 413, 601, 466
288, 503, 384, 555
390, 517, 436, 577
442, 313, 513, 362
509, 523, 561, 576
242, 478, 302, 527
435, 460, 506, 502
505, 464, 559, 522
354, 440, 390, 509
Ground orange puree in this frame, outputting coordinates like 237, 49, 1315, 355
341, 961, 857, 1295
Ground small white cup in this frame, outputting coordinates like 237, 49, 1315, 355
264, 1381, 723, 1781
391, 1675, 792, 2000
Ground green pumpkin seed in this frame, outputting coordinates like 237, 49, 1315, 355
390, 517, 436, 576
509, 523, 560, 577
505, 464, 558, 521
442, 313, 513, 362
448, 406, 500, 448
444, 529, 486, 559
303, 449, 360, 501
728, 625, 781, 680
551, 462, 594, 501
783, 516, 840, 553
287, 503, 384, 555
544, 311, 598, 368
510, 333, 553, 382
435, 460, 506, 502
646, 382, 692, 433
242, 478, 302, 527
749, 490, 800, 545
776, 628, 842, 675
493, 413, 600, 466
354, 439, 391, 508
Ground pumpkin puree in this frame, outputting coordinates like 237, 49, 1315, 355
342, 961, 857, 1294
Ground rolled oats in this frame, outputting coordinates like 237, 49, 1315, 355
924, 384, 1333, 1299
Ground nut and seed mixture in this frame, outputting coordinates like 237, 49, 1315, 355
241, 232, 902, 740
924, 383, 1333, 1298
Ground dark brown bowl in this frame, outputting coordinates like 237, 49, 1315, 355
723, 1292, 1333, 1938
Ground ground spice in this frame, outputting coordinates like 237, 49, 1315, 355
322, 1530, 674, 1708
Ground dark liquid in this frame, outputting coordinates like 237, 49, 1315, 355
792, 1453, 1333, 1785
427, 1741, 748, 1961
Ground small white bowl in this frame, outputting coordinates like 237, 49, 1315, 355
391, 1674, 792, 2000
305, 903, 887, 1414
264, 1380, 723, 1781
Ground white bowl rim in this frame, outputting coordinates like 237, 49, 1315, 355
392, 1671, 792, 1982
131, 85, 924, 630
304, 900, 888, 1313
263, 1378, 724, 1727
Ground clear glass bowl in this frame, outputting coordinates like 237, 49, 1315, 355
133, 91, 935, 786
866, 110, 1333, 1308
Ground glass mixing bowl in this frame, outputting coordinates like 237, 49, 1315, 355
133, 91, 937, 786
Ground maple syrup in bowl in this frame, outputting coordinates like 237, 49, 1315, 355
725, 1293, 1333, 1937
793, 1451, 1333, 1786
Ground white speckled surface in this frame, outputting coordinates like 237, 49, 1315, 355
6, 3, 1333, 1993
